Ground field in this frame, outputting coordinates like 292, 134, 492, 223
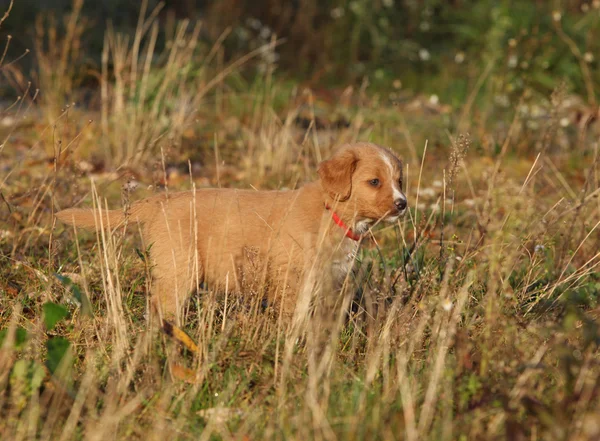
1, 1, 600, 440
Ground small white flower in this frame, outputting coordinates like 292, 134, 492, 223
552, 10, 562, 21
530, 105, 545, 118
260, 46, 279, 64
78, 160, 93, 173
429, 94, 439, 105
246, 17, 262, 30
419, 187, 436, 197
419, 48, 431, 61
442, 299, 453, 312
560, 117, 570, 127
259, 26, 271, 39
494, 94, 510, 108
1, 116, 15, 127
330, 7, 345, 19
518, 104, 529, 116
432, 180, 443, 188
508, 54, 518, 68
534, 244, 546, 253
584, 52, 594, 63
454, 51, 465, 64
123, 180, 139, 192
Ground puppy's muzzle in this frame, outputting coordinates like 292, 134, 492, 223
393, 195, 408, 216
394, 197, 407, 212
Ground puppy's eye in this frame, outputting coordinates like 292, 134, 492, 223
369, 179, 380, 187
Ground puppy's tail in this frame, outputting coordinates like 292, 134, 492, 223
56, 205, 147, 231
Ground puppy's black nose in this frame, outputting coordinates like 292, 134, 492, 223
394, 198, 407, 211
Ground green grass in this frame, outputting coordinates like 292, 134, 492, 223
1, 3, 600, 441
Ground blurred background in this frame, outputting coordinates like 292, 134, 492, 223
2, 0, 599, 101
0, 0, 598, 171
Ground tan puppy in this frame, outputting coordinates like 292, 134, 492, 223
56, 142, 407, 323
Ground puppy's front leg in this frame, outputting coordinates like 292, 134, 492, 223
149, 243, 202, 326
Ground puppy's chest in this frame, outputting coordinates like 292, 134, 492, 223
331, 239, 360, 283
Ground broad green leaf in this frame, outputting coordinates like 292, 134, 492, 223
43, 302, 68, 331
45, 337, 71, 374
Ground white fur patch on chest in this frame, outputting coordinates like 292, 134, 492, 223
331, 238, 360, 285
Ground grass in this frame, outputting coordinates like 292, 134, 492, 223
1, 3, 600, 441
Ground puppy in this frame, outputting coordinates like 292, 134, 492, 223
56, 142, 407, 324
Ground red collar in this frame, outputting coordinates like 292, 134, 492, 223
324, 204, 361, 241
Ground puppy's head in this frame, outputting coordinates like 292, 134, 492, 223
318, 142, 407, 224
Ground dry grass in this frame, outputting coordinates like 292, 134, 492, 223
1, 5, 600, 441
34, 0, 86, 125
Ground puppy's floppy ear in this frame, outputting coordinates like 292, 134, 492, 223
318, 147, 358, 201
